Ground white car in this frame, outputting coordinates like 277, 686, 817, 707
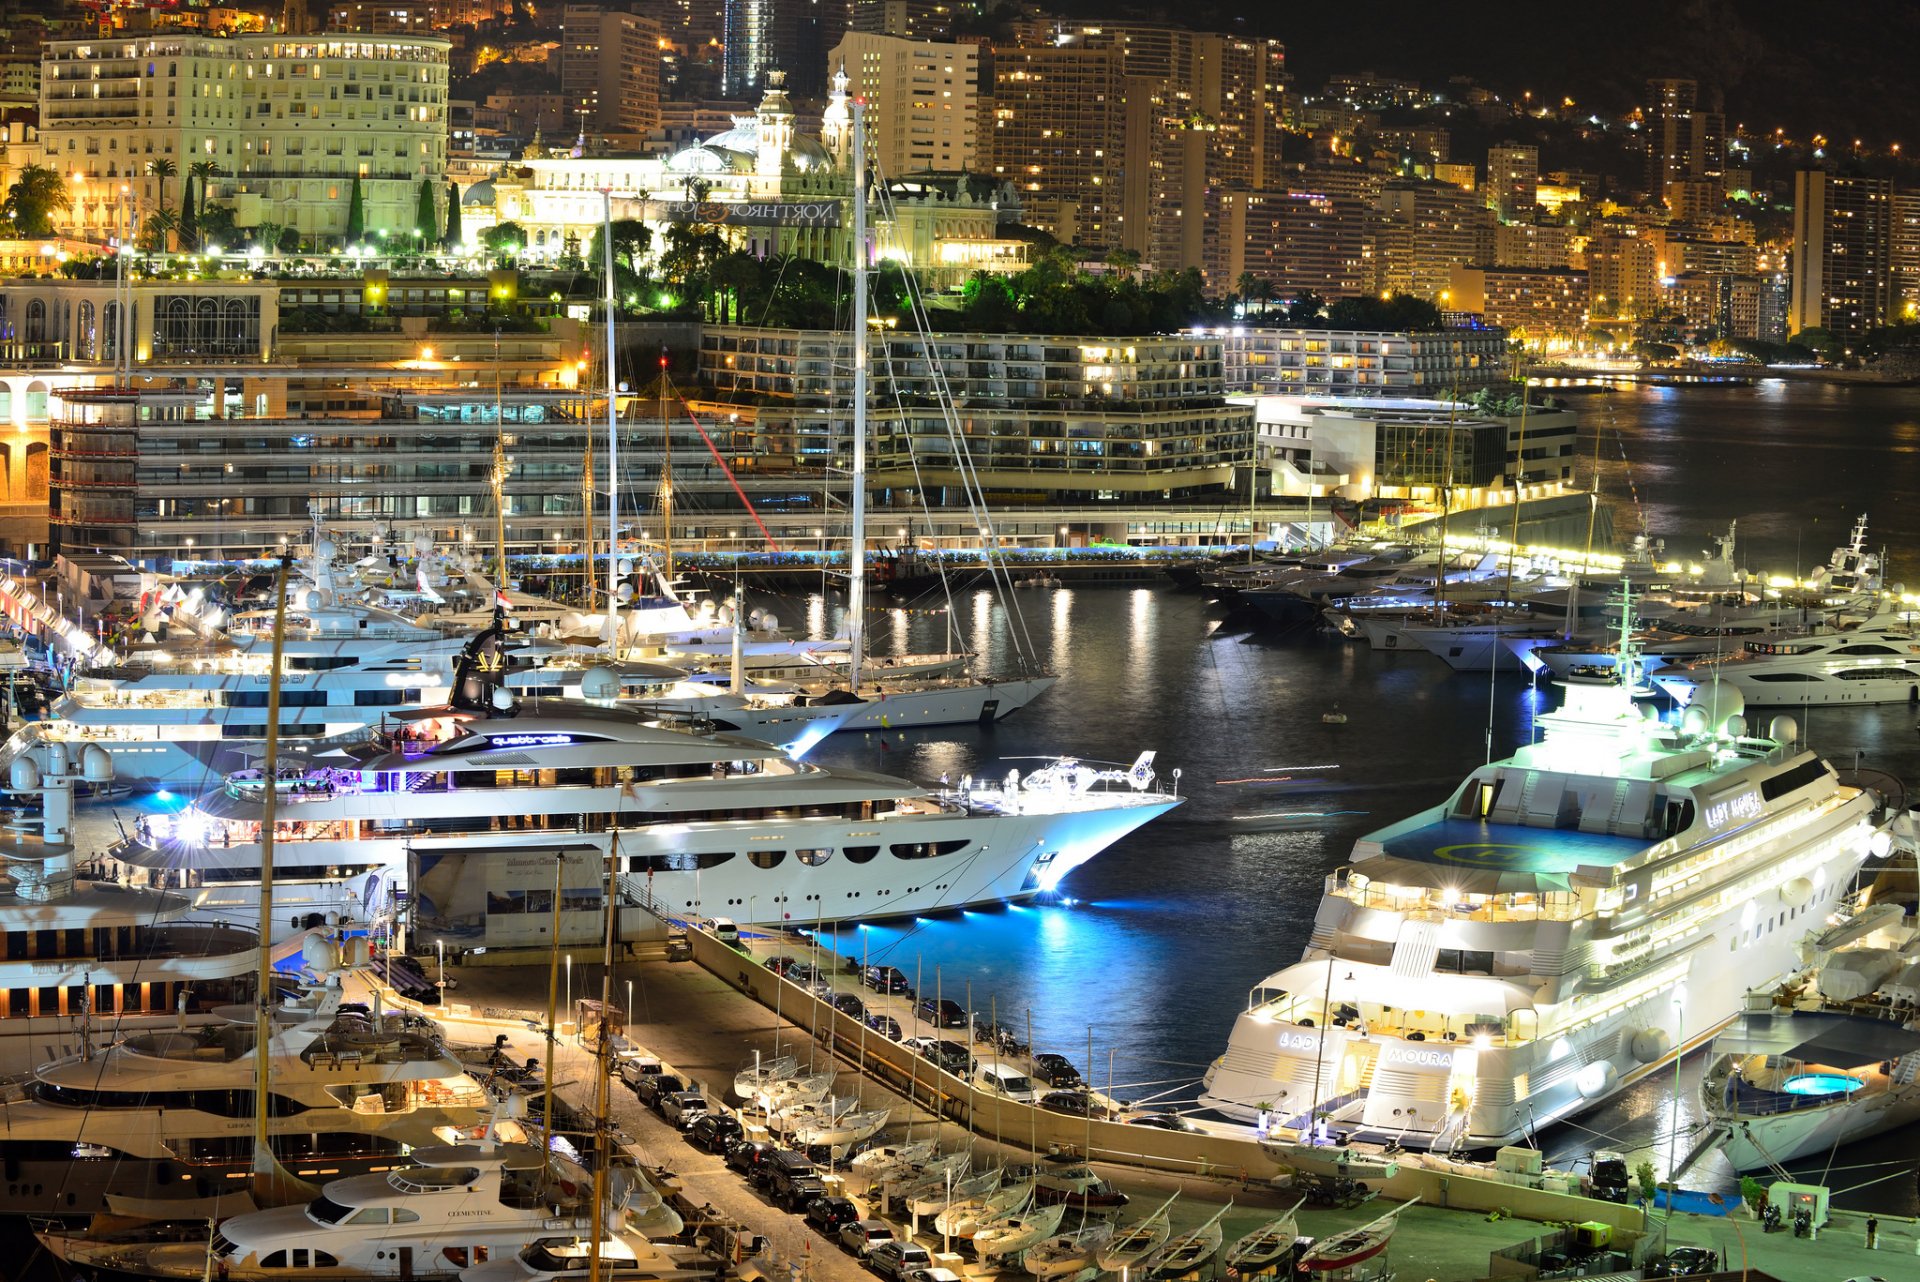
660, 1091, 709, 1127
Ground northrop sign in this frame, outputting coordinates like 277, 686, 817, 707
648, 200, 842, 228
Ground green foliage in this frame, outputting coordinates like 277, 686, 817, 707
1325, 292, 1444, 332
443, 183, 463, 250
414, 178, 439, 244
3, 166, 69, 237
196, 203, 238, 250
1633, 1159, 1657, 1203
588, 218, 652, 283
278, 225, 303, 254
1468, 387, 1528, 417
140, 207, 179, 253
1739, 1175, 1766, 1211
1284, 291, 1326, 325
346, 175, 366, 243
481, 220, 527, 264
1788, 327, 1838, 361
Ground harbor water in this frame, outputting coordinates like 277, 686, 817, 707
63, 378, 1920, 1218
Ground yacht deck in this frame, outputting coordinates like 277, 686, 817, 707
1373, 816, 1647, 875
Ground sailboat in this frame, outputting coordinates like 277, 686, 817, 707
1144, 1203, 1230, 1279
1096, 1191, 1179, 1271
1021, 1221, 1114, 1277
1224, 1200, 1305, 1273
973, 1200, 1068, 1258
1297, 1199, 1417, 1276
733, 1052, 799, 1101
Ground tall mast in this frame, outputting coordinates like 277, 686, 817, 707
601, 191, 621, 654
660, 348, 674, 584
250, 556, 289, 1204
846, 102, 868, 694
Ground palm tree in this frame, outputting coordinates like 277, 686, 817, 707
140, 208, 179, 253
147, 157, 177, 217
181, 160, 224, 249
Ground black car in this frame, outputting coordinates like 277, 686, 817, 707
917, 997, 969, 1029
924, 1039, 974, 1075
1039, 1090, 1106, 1118
803, 1196, 861, 1235
1030, 1053, 1083, 1088
633, 1072, 684, 1108
862, 965, 913, 995
1126, 1112, 1201, 1133
1648, 1247, 1718, 1278
725, 1138, 776, 1181
832, 993, 867, 1019
689, 1113, 745, 1153
865, 1013, 903, 1041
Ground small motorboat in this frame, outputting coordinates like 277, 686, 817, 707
1096, 1191, 1178, 1272
1032, 1161, 1131, 1212
1260, 1135, 1399, 1180
755, 1071, 832, 1113
1224, 1200, 1304, 1273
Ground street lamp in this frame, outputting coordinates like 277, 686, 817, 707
625, 978, 633, 1034
565, 952, 573, 1036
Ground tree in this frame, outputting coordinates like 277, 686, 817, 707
278, 225, 302, 254
442, 182, 463, 250
1104, 247, 1141, 281
414, 178, 439, 245
345, 175, 366, 244
1283, 291, 1325, 325
181, 160, 224, 251
139, 208, 179, 253
147, 157, 178, 248
196, 202, 238, 250
588, 218, 651, 276
480, 220, 527, 263
2, 166, 70, 237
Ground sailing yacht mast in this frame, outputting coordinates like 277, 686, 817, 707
250, 558, 290, 1203
601, 191, 622, 654
846, 102, 869, 695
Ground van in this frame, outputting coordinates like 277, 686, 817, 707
710, 917, 740, 945
973, 1063, 1038, 1102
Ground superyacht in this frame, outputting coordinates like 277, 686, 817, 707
112, 624, 1179, 939
1198, 600, 1887, 1150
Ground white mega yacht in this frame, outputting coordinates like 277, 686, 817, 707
111, 626, 1178, 939
0, 940, 502, 1217
1197, 615, 1886, 1150
1653, 613, 1920, 709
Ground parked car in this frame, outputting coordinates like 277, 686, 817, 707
865, 1013, 903, 1041
916, 997, 969, 1029
660, 1091, 709, 1127
807, 976, 836, 999
920, 1040, 974, 1076
1030, 1053, 1083, 1088
901, 1036, 938, 1057
616, 1056, 664, 1092
838, 1220, 896, 1258
1126, 1111, 1201, 1132
804, 1196, 861, 1235
1648, 1247, 1719, 1278
783, 1173, 828, 1211
689, 1113, 744, 1153
867, 1240, 934, 1279
764, 955, 801, 976
973, 1064, 1038, 1102
832, 993, 867, 1019
633, 1072, 683, 1108
766, 1149, 821, 1204
727, 1139, 777, 1183
786, 962, 819, 984
1039, 1090, 1106, 1118
905, 1269, 964, 1282
862, 965, 912, 995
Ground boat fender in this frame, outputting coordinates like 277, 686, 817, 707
1780, 878, 1813, 908
1630, 1029, 1671, 1064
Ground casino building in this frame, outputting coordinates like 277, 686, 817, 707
461, 69, 1027, 287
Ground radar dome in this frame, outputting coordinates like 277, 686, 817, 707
80, 744, 113, 783
414, 532, 435, 555
1680, 706, 1712, 737
491, 687, 515, 712
1768, 715, 1799, 746
342, 937, 372, 968
301, 589, 322, 611
615, 582, 635, 603
301, 934, 342, 974
760, 613, 779, 632
579, 666, 621, 701
616, 558, 634, 578
1723, 714, 1748, 739
315, 539, 335, 561
7, 756, 39, 792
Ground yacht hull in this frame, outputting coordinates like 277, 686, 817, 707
831, 677, 1057, 732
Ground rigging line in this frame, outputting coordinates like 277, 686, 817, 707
867, 177, 1041, 670
665, 379, 782, 552
871, 333, 967, 647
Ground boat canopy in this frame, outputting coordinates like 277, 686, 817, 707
1712, 1011, 1920, 1066
1348, 853, 1572, 895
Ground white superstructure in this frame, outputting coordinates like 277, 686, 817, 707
1654, 613, 1920, 709
1199, 613, 1883, 1150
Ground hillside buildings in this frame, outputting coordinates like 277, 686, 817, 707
1790, 169, 1896, 344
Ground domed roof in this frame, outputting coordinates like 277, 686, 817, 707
461, 178, 496, 206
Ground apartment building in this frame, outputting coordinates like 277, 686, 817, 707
1446, 265, 1590, 344
977, 41, 1126, 246
698, 327, 1254, 502
830, 31, 978, 176
560, 3, 664, 137
1790, 169, 1895, 343
39, 33, 449, 244
1211, 326, 1508, 398
1485, 142, 1537, 223
1372, 180, 1495, 301
1208, 189, 1373, 301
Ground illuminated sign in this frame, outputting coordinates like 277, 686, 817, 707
1704, 788, 1763, 832
646, 200, 842, 228
1276, 1032, 1320, 1053
1382, 1045, 1456, 1071
490, 733, 575, 748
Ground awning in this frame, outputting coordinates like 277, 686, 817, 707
1349, 854, 1571, 895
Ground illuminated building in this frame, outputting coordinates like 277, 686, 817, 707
1789, 169, 1894, 342
1643, 77, 1724, 209
560, 3, 664, 137
830, 31, 979, 176
1485, 142, 1537, 223
38, 33, 449, 245
1208, 189, 1373, 301
1212, 326, 1508, 398
1446, 264, 1590, 346
1372, 180, 1495, 301
977, 41, 1126, 247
